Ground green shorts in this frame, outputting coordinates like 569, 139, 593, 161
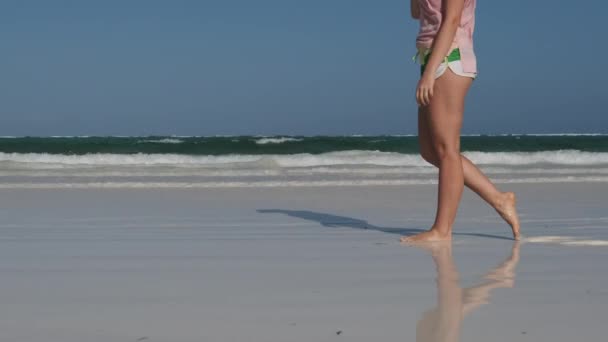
414, 47, 477, 80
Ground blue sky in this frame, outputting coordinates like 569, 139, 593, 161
1, 0, 606, 136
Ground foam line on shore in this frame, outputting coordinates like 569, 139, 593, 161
525, 236, 608, 247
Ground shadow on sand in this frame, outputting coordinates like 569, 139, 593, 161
257, 209, 515, 241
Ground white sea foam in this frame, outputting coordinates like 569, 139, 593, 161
525, 236, 608, 247
561, 240, 608, 246
525, 236, 573, 243
3, 166, 608, 178
254, 137, 303, 144
0, 152, 261, 166
459, 133, 608, 137
497, 133, 607, 136
2, 150, 608, 167
1, 133, 606, 139
0, 179, 440, 189
1, 176, 608, 189
139, 138, 184, 144
48, 135, 92, 138
462, 150, 608, 165
1, 150, 608, 187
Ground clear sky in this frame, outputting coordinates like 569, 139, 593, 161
1, 0, 606, 136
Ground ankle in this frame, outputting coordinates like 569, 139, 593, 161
430, 225, 452, 237
490, 191, 506, 209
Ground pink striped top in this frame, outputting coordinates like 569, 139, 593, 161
415, 0, 477, 74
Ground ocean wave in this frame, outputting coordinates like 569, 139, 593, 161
460, 133, 608, 137
1, 176, 608, 189
2, 150, 608, 168
3, 166, 608, 178
1, 133, 606, 139
495, 133, 608, 136
463, 150, 608, 165
254, 137, 303, 145
139, 138, 184, 144
48, 135, 92, 138
0, 152, 262, 166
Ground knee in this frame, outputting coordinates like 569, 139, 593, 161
432, 141, 460, 161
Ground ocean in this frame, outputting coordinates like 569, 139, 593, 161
1, 134, 607, 188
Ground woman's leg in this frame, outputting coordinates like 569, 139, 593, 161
415, 105, 521, 239
402, 67, 469, 242
402, 67, 522, 243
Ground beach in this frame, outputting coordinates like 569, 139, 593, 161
1, 182, 607, 341
2, 0, 605, 339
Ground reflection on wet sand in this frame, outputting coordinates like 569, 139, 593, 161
416, 242, 520, 342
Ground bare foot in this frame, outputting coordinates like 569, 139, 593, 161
494, 192, 521, 240
400, 228, 451, 244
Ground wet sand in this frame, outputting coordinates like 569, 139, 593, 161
1, 183, 607, 341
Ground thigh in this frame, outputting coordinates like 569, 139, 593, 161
426, 68, 473, 149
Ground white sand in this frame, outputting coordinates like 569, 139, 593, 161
1, 183, 607, 341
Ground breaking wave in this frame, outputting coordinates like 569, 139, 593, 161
1, 150, 608, 167
254, 137, 303, 145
